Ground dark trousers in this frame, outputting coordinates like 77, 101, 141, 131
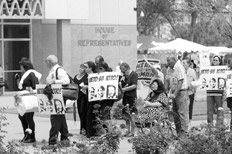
99, 100, 114, 120
122, 96, 137, 114
77, 95, 88, 134
18, 112, 35, 139
86, 100, 115, 138
173, 91, 188, 135
189, 94, 195, 120
207, 95, 223, 124
86, 101, 99, 138
48, 114, 69, 145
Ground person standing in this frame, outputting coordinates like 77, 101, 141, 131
95, 55, 104, 72
73, 64, 88, 135
182, 58, 197, 126
167, 55, 188, 137
84, 61, 99, 138
45, 55, 70, 145
17, 58, 42, 143
207, 55, 224, 126
0, 64, 4, 95
227, 63, 232, 131
120, 62, 138, 137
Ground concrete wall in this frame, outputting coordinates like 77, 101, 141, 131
32, 20, 57, 83
68, 24, 137, 76
32, 0, 137, 81
71, 0, 136, 25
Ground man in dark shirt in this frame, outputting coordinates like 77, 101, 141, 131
120, 62, 138, 137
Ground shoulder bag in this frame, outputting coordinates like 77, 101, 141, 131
56, 67, 79, 100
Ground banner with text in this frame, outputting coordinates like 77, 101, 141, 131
227, 71, 232, 97
36, 84, 65, 115
88, 72, 120, 102
199, 66, 227, 90
135, 59, 160, 81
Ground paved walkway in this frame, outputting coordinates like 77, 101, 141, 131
0, 95, 223, 154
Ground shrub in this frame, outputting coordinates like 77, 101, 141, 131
130, 107, 177, 154
174, 124, 232, 154
0, 107, 28, 154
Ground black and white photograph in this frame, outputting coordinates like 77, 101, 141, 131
1, 0, 232, 153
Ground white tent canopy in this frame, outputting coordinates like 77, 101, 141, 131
148, 38, 207, 54
207, 46, 232, 55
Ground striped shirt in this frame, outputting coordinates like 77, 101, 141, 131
170, 60, 188, 92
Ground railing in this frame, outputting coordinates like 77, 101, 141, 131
0, 0, 44, 19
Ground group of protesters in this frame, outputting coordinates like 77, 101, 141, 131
15, 52, 232, 146
15, 54, 139, 146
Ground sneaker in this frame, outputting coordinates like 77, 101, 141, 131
61, 137, 70, 142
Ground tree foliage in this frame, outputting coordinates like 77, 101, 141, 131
137, 0, 232, 46
137, 0, 179, 36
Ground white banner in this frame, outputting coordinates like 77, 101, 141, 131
36, 84, 65, 115
199, 66, 227, 90
88, 72, 120, 102
135, 59, 160, 81
227, 71, 232, 97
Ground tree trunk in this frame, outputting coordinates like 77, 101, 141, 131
190, 11, 197, 42
163, 15, 181, 38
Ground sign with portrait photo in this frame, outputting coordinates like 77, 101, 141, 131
199, 66, 227, 90
226, 71, 232, 97
88, 72, 120, 102
135, 59, 160, 81
36, 84, 65, 115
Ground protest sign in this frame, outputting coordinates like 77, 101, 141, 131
135, 59, 160, 81
199, 51, 211, 67
226, 71, 232, 97
88, 72, 120, 102
199, 66, 227, 90
36, 84, 65, 114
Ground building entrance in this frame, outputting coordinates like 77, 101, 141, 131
1, 19, 31, 93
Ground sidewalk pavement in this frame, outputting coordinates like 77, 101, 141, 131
0, 95, 216, 154
3, 113, 208, 154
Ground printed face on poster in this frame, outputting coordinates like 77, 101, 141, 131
199, 66, 227, 90
135, 59, 160, 81
36, 84, 65, 115
88, 72, 119, 102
